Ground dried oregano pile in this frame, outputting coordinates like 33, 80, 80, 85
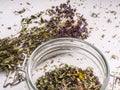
0, 1, 89, 71
36, 64, 102, 90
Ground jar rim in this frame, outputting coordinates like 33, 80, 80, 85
26, 37, 110, 90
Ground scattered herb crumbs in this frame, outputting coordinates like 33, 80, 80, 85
109, 4, 112, 7
118, 4, 120, 6
26, 2, 31, 5
115, 25, 119, 28
36, 64, 102, 90
107, 18, 112, 23
14, 8, 26, 15
50, 60, 54, 64
91, 13, 100, 18
0, 11, 3, 13
101, 34, 105, 38
105, 51, 110, 53
109, 10, 117, 15
114, 16, 117, 19
111, 55, 119, 60
80, 3, 83, 6
1, 24, 4, 26
93, 5, 96, 8
89, 27, 94, 30
7, 27, 11, 30
77, 58, 79, 60
83, 6, 86, 9
118, 82, 120, 86
20, 3, 22, 5
103, 29, 106, 31
20, 15, 23, 17
116, 66, 120, 68
13, 24, 17, 27
112, 34, 117, 38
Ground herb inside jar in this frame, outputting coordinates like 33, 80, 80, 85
36, 64, 102, 90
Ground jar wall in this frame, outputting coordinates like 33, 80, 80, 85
26, 38, 110, 90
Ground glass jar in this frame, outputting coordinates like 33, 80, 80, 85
26, 38, 110, 90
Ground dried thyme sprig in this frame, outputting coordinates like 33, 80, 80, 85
0, 1, 89, 72
36, 64, 102, 90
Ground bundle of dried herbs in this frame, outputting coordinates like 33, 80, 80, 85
0, 1, 89, 72
36, 64, 102, 90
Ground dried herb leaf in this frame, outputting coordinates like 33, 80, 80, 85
36, 65, 102, 90
0, 1, 89, 72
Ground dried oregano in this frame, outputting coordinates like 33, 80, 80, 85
36, 64, 102, 90
0, 1, 89, 72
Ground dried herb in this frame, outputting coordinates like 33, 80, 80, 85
115, 25, 119, 28
112, 34, 117, 38
118, 4, 120, 7
109, 10, 117, 15
0, 1, 89, 72
91, 13, 100, 18
7, 27, 11, 30
14, 8, 26, 15
107, 18, 112, 23
101, 34, 105, 38
111, 55, 119, 60
26, 2, 31, 5
36, 64, 102, 90
1, 24, 4, 26
0, 11, 3, 13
